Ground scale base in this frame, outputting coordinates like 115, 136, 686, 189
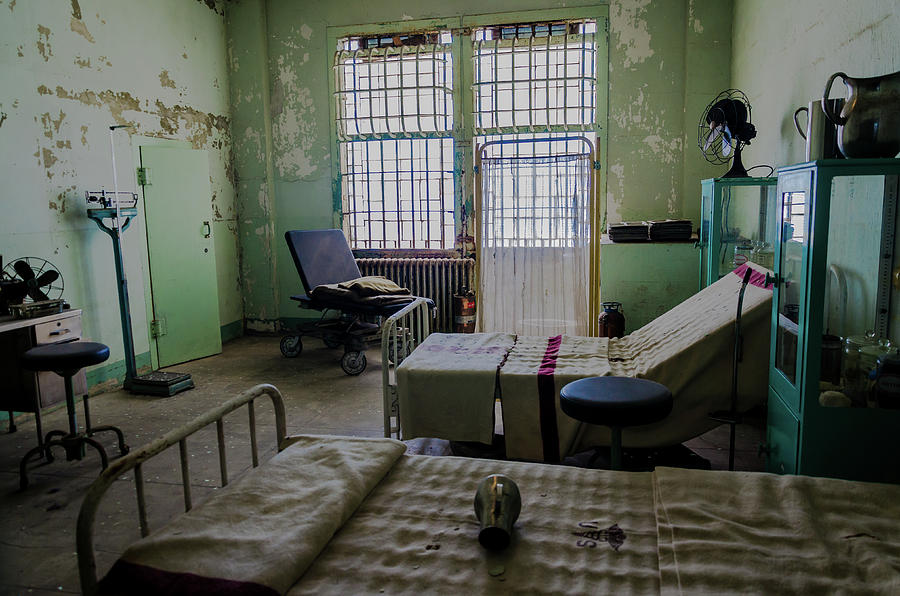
126, 371, 194, 397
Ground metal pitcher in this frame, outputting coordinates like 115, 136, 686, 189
822, 70, 900, 159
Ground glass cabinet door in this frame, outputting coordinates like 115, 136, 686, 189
699, 181, 713, 289
773, 174, 809, 398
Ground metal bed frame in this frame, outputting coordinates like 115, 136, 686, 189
75, 384, 288, 596
380, 297, 434, 438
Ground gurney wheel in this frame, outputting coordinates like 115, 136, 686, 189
280, 336, 302, 358
341, 351, 366, 375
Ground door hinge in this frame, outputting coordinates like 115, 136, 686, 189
137, 167, 150, 186
150, 318, 167, 338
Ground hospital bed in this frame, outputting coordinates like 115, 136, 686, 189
282, 229, 430, 375
77, 384, 900, 595
382, 264, 774, 462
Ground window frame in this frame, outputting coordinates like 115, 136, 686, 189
326, 6, 608, 257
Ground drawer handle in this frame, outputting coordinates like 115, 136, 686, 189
49, 328, 71, 336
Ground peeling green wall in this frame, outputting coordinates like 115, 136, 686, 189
227, 0, 732, 328
732, 0, 900, 169
0, 0, 242, 379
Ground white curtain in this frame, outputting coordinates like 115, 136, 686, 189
478, 147, 591, 336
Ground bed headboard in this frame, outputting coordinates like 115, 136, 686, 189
76, 384, 289, 596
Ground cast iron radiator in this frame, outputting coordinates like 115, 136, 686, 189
356, 258, 475, 333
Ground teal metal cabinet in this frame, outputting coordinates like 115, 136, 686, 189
766, 159, 900, 483
699, 177, 777, 289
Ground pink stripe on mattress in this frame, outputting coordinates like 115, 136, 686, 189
732, 264, 773, 290
536, 335, 562, 462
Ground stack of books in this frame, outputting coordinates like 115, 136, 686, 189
607, 221, 650, 242
647, 219, 693, 241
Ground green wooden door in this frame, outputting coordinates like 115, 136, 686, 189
140, 146, 221, 367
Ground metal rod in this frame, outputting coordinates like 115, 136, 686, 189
179, 438, 192, 511
216, 418, 228, 486
135, 463, 148, 537
249, 401, 259, 468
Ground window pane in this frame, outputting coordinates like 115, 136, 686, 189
342, 138, 455, 250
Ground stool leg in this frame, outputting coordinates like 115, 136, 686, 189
610, 427, 623, 471
82, 393, 92, 432
63, 375, 84, 460
7, 410, 16, 433
82, 436, 110, 470
34, 408, 46, 457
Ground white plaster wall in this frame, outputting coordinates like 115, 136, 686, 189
732, 0, 900, 168
0, 0, 239, 374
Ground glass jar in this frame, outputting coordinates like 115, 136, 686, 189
842, 332, 895, 406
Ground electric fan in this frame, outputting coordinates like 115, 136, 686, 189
0, 257, 64, 303
698, 89, 757, 178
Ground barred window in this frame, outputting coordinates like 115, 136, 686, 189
473, 21, 596, 133
335, 33, 455, 249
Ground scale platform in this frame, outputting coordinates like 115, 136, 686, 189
126, 371, 194, 397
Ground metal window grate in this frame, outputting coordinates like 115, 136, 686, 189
479, 136, 593, 248
334, 43, 453, 140
473, 21, 597, 134
341, 137, 455, 249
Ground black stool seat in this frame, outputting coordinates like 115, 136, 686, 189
560, 377, 673, 427
21, 341, 110, 374
560, 377, 673, 471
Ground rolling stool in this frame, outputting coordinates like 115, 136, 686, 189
18, 341, 129, 489
560, 377, 672, 470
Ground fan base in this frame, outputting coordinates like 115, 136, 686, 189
126, 372, 194, 397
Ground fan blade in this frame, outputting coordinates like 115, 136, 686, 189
702, 124, 723, 151
721, 124, 733, 157
35, 270, 59, 287
28, 287, 50, 302
13, 260, 35, 281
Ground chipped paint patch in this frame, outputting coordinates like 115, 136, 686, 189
16, 45, 23, 57
688, 0, 703, 34
8, 0, 15, 11
641, 134, 682, 165
70, 0, 81, 19
612, 0, 654, 68
75, 56, 91, 68
154, 100, 230, 149
70, 17, 95, 43
159, 70, 176, 89
37, 25, 53, 62
0, 112, 6, 128
300, 24, 313, 40
80, 125, 88, 146
42, 148, 57, 172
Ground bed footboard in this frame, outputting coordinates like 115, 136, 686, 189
381, 297, 432, 438
76, 383, 288, 596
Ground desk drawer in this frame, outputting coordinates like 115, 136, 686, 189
34, 316, 81, 345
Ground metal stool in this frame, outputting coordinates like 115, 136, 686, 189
18, 341, 129, 489
560, 377, 673, 470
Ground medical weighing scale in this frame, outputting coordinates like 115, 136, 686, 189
86, 126, 193, 396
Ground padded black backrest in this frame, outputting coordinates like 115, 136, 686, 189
285, 230, 362, 294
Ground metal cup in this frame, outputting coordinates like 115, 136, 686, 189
473, 474, 521, 550
794, 99, 843, 161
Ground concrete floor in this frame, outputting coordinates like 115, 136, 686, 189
0, 335, 765, 594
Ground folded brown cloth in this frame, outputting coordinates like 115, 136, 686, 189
337, 276, 410, 297
310, 284, 415, 308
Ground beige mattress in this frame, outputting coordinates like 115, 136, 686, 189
102, 435, 900, 595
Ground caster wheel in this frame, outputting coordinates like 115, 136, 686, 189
280, 336, 302, 358
341, 351, 367, 376
323, 335, 343, 349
